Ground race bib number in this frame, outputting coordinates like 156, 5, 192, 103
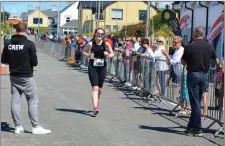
126, 50, 131, 56
93, 59, 104, 67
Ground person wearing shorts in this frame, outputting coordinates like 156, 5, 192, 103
83, 28, 114, 117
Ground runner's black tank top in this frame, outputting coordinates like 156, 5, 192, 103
89, 40, 107, 67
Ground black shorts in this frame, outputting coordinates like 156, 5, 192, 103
88, 64, 107, 88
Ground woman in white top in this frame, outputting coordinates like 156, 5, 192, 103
162, 36, 184, 84
151, 36, 169, 98
162, 36, 190, 110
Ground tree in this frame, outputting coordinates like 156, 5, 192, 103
155, 25, 174, 37
1, 11, 10, 23
118, 9, 174, 37
1, 23, 11, 34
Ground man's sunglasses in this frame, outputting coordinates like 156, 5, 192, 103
125, 40, 130, 42
173, 41, 179, 44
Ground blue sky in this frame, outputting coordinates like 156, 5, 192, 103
2, 1, 172, 16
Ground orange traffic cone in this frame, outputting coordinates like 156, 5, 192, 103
1, 64, 7, 75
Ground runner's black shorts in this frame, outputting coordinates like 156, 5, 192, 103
88, 64, 107, 88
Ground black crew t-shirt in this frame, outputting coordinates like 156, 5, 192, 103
182, 39, 217, 72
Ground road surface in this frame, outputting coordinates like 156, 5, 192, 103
1, 50, 223, 146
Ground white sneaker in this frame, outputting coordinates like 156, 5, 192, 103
137, 87, 142, 91
32, 126, 51, 134
125, 82, 132, 87
15, 126, 24, 134
133, 86, 138, 90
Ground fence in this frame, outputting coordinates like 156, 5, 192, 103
35, 40, 224, 138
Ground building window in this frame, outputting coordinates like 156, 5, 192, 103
33, 18, 43, 24
66, 17, 70, 22
106, 25, 111, 32
139, 10, 147, 21
111, 9, 123, 20
113, 25, 118, 32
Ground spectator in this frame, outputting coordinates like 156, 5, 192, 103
134, 37, 154, 90
181, 26, 220, 136
122, 37, 133, 86
162, 36, 190, 111
131, 36, 141, 52
152, 36, 169, 97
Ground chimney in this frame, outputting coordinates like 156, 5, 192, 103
51, 5, 57, 11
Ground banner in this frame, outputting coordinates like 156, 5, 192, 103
207, 12, 224, 43
179, 14, 190, 32
161, 9, 182, 36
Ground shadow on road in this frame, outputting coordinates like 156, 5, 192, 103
55, 108, 93, 117
1, 122, 14, 133
139, 125, 186, 135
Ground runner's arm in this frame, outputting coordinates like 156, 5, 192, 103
105, 42, 114, 58
82, 43, 92, 58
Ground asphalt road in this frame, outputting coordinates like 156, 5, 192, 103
1, 50, 224, 146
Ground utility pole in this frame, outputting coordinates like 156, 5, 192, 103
2, 6, 4, 23
57, 3, 60, 37
97, 1, 100, 27
125, 2, 128, 36
145, 1, 150, 38
38, 1, 41, 34
151, 1, 155, 44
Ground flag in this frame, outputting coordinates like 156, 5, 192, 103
161, 9, 182, 36
207, 12, 224, 43
179, 15, 190, 32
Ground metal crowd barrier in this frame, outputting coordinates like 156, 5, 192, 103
106, 51, 224, 138
35, 41, 224, 138
35, 40, 72, 60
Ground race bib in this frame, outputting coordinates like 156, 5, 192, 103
93, 58, 104, 67
126, 50, 131, 56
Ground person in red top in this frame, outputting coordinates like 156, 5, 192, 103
104, 35, 113, 48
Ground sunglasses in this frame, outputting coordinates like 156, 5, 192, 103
156, 41, 162, 43
173, 41, 179, 44
96, 32, 105, 36
125, 40, 130, 42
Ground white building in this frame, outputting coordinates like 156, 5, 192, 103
59, 2, 79, 27
172, 1, 224, 61
53, 2, 79, 35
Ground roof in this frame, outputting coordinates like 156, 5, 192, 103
28, 10, 58, 17
77, 1, 158, 10
61, 19, 79, 28
172, 1, 182, 5
19, 12, 28, 21
60, 2, 76, 13
77, 1, 116, 9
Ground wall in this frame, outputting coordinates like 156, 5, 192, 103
179, 2, 224, 60
81, 9, 92, 29
60, 2, 79, 26
104, 1, 157, 29
28, 10, 49, 27
78, 1, 157, 34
